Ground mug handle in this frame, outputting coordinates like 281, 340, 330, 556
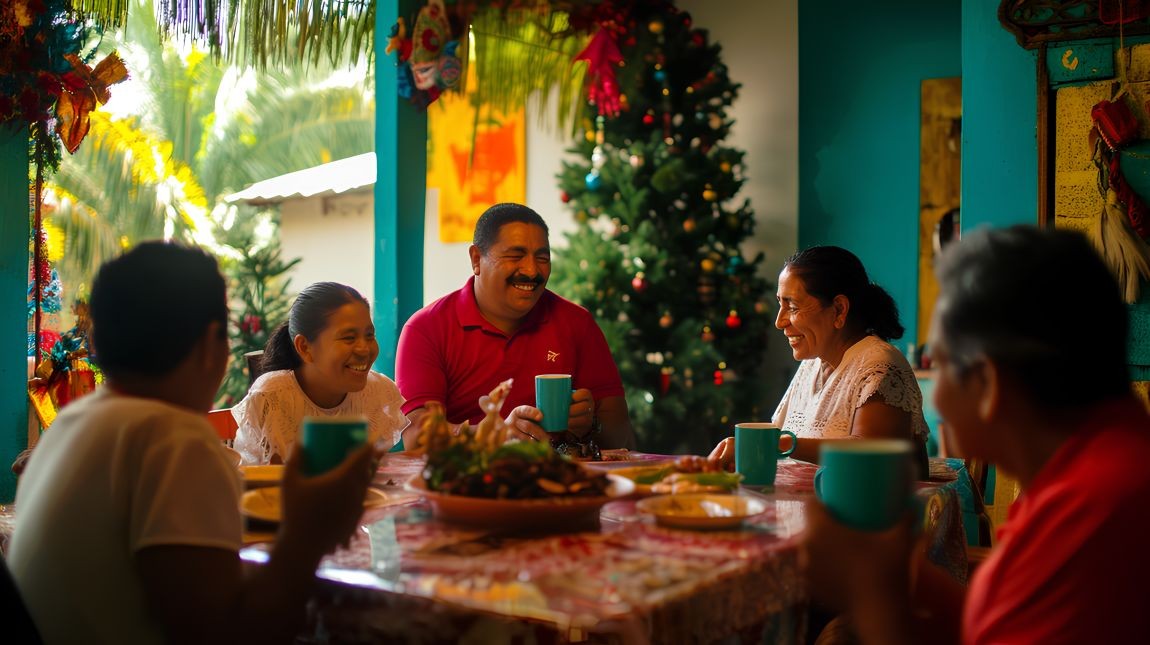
814, 466, 825, 498
777, 430, 798, 457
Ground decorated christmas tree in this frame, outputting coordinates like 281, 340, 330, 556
550, 1, 774, 454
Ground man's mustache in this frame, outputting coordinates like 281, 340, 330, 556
507, 274, 544, 287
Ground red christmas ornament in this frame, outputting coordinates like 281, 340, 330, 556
659, 367, 672, 395
560, 190, 571, 203
642, 112, 655, 126
725, 310, 742, 329
713, 369, 723, 386
631, 272, 648, 292
701, 325, 715, 342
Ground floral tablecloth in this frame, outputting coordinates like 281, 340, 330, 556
238, 454, 968, 644
0, 453, 967, 644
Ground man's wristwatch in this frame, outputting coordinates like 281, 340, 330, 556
588, 415, 603, 438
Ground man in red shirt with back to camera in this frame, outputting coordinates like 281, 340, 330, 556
802, 226, 1150, 645
395, 202, 636, 454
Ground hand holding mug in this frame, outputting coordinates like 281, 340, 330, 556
281, 442, 375, 556
802, 500, 915, 614
503, 405, 549, 442
814, 439, 916, 531
734, 423, 797, 486
567, 388, 595, 439
706, 437, 737, 472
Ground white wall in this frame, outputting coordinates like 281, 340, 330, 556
280, 191, 375, 302
418, 1, 800, 403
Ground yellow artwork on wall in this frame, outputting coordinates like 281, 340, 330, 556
427, 72, 526, 243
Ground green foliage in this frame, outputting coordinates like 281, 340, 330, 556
213, 216, 300, 407
73, 0, 373, 71
49, 0, 375, 300
45, 0, 372, 404
549, 2, 774, 455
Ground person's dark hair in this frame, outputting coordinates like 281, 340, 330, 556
783, 246, 904, 341
473, 203, 549, 253
934, 225, 1127, 410
90, 241, 227, 379
262, 282, 370, 372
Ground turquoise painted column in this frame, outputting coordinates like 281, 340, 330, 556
374, 0, 427, 376
0, 127, 29, 502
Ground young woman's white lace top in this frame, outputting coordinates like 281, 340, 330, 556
232, 370, 409, 465
773, 335, 929, 442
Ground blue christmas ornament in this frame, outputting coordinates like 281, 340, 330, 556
654, 70, 667, 83
585, 171, 603, 191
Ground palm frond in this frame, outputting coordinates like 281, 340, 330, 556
138, 0, 374, 70
470, 7, 590, 135
72, 0, 131, 28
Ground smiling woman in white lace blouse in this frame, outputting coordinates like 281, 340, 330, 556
704, 246, 929, 474
232, 282, 408, 465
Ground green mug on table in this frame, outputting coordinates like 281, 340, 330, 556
814, 439, 916, 531
734, 422, 797, 486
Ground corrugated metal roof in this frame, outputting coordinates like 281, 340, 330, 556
225, 152, 376, 204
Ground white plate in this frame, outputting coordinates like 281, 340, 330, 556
636, 493, 766, 530
241, 486, 389, 523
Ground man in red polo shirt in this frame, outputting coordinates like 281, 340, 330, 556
396, 202, 636, 452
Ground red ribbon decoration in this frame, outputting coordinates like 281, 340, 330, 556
56, 52, 129, 154
575, 27, 624, 117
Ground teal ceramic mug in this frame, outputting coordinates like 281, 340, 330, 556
535, 374, 572, 434
734, 422, 797, 486
300, 415, 369, 476
815, 439, 916, 531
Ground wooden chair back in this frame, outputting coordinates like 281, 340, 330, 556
244, 350, 266, 388
207, 409, 238, 444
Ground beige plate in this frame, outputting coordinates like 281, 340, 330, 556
636, 493, 766, 530
241, 486, 389, 523
405, 473, 634, 530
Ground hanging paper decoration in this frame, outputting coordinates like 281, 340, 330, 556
28, 302, 98, 428
1088, 97, 1150, 303
387, 0, 463, 108
575, 27, 624, 117
0, 0, 122, 172
56, 53, 129, 153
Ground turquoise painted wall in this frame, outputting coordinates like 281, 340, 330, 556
798, 0, 961, 347
0, 129, 29, 502
961, 0, 1038, 230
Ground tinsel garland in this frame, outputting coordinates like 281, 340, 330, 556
1, 0, 92, 173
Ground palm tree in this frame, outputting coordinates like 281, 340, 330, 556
48, 0, 376, 295
44, 0, 375, 404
